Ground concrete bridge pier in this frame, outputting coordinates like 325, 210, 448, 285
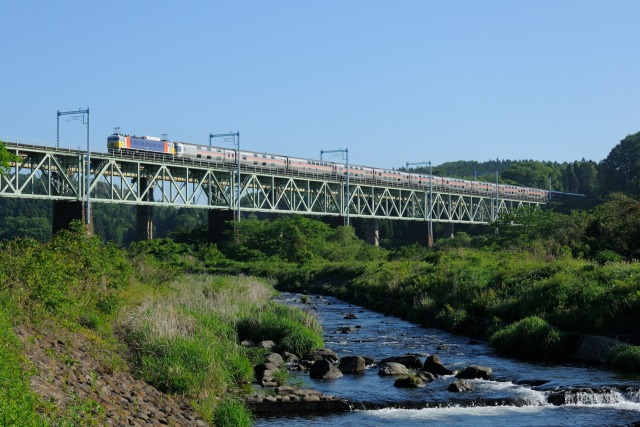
136, 178, 155, 240
136, 205, 154, 240
52, 200, 93, 235
366, 218, 380, 247
407, 220, 429, 246
208, 209, 235, 243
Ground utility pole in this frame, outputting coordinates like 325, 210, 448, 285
209, 131, 241, 221
321, 148, 350, 226
474, 169, 500, 225
57, 108, 90, 225
406, 161, 433, 247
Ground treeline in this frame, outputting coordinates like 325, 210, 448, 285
402, 131, 640, 198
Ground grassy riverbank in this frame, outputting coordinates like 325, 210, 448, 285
0, 225, 324, 426
139, 207, 640, 370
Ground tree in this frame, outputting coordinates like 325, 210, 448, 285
599, 131, 640, 196
585, 193, 640, 259
0, 141, 19, 176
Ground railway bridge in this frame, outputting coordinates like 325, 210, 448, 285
0, 141, 546, 245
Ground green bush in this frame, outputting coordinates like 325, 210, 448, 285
490, 316, 562, 360
212, 399, 252, 427
236, 303, 323, 357
608, 344, 640, 372
279, 328, 324, 356
594, 250, 624, 265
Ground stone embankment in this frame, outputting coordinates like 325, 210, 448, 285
18, 323, 207, 426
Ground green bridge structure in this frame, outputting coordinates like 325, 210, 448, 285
0, 141, 546, 245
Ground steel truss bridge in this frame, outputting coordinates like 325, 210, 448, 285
0, 142, 545, 224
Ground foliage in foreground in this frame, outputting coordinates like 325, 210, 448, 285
0, 306, 44, 426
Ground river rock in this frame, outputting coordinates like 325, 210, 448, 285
338, 326, 357, 334
339, 356, 366, 374
309, 359, 343, 380
282, 352, 299, 363
448, 379, 475, 392
378, 362, 409, 376
258, 340, 276, 350
302, 348, 340, 364
265, 352, 284, 367
344, 313, 358, 320
422, 355, 454, 376
254, 363, 278, 382
394, 375, 425, 388
456, 365, 492, 380
381, 354, 424, 369
417, 371, 436, 382
240, 339, 255, 347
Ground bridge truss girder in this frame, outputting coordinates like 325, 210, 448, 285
0, 143, 545, 223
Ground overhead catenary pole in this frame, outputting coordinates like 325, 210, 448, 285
210, 131, 241, 221
57, 108, 90, 225
321, 148, 350, 226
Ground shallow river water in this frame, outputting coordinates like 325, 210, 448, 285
254, 293, 640, 427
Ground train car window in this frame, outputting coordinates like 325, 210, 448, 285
216, 156, 221, 161
197, 154, 202, 159
207, 156, 211, 160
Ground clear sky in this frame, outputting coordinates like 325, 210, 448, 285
1, 1, 639, 169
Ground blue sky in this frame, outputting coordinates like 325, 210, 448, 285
1, 1, 639, 169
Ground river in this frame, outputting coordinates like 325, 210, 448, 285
254, 293, 640, 427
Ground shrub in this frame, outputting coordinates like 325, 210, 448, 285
608, 344, 640, 372
490, 316, 562, 360
435, 304, 468, 332
212, 399, 252, 427
594, 250, 624, 265
279, 328, 324, 356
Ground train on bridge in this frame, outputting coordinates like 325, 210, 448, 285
107, 131, 548, 202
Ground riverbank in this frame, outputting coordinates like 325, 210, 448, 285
267, 246, 640, 367
0, 229, 327, 426
252, 292, 640, 427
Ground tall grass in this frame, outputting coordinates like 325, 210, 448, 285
0, 305, 45, 426
118, 275, 276, 423
236, 302, 324, 356
490, 316, 562, 360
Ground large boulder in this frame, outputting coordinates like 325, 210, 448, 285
456, 365, 492, 380
422, 355, 454, 376
448, 379, 475, 392
339, 356, 366, 374
394, 375, 425, 388
309, 359, 343, 380
417, 371, 436, 382
302, 348, 340, 364
254, 363, 278, 383
258, 340, 276, 350
378, 362, 409, 376
380, 354, 424, 370
265, 352, 284, 367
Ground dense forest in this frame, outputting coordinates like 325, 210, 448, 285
2, 131, 640, 244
